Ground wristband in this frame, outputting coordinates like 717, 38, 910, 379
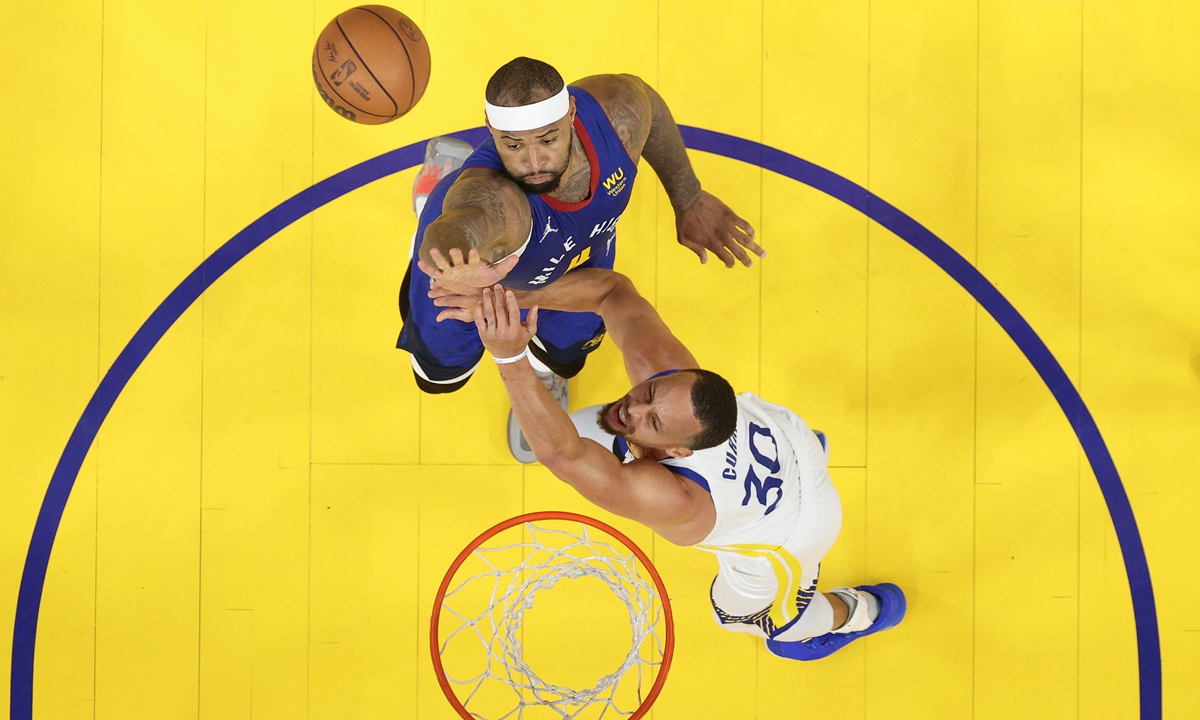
491, 348, 528, 365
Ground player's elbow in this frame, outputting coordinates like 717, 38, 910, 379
597, 272, 635, 312
540, 450, 623, 508
538, 443, 588, 481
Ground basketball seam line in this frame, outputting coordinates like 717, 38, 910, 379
333, 17, 401, 117
314, 45, 394, 118
358, 6, 418, 112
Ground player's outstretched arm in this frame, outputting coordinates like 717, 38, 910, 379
416, 172, 532, 292
575, 74, 764, 268
472, 285, 713, 543
429, 268, 696, 385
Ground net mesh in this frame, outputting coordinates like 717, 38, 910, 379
436, 519, 670, 719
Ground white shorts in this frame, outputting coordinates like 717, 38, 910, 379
708, 439, 842, 642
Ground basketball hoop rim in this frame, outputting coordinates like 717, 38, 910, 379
429, 510, 676, 720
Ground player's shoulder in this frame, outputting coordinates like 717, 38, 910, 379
571, 74, 653, 161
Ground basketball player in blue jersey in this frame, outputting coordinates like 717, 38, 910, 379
425, 270, 907, 660
397, 57, 762, 462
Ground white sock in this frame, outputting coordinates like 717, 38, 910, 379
830, 587, 879, 634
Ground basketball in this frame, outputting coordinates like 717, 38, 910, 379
312, 5, 430, 124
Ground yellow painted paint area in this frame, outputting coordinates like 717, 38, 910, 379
2, 1, 1198, 719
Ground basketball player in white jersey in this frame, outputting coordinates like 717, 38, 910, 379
426, 269, 906, 659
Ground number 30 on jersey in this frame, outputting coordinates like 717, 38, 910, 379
742, 423, 783, 515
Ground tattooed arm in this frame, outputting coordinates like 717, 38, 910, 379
417, 170, 533, 291
574, 74, 764, 268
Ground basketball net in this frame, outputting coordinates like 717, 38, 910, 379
431, 512, 675, 720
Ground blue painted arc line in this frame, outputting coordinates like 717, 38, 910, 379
10, 125, 1159, 720
676, 126, 1160, 719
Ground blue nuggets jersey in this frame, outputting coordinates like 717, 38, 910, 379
399, 86, 637, 384
460, 86, 637, 287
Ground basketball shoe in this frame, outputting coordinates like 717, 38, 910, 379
508, 370, 569, 464
765, 583, 907, 661
412, 136, 473, 215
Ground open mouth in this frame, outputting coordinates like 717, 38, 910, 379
608, 399, 627, 433
525, 173, 552, 184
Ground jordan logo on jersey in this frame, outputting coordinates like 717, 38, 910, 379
539, 217, 560, 243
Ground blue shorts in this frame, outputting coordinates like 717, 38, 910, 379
397, 256, 611, 393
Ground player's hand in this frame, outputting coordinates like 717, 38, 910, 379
417, 247, 520, 294
427, 282, 483, 323
675, 190, 764, 268
430, 282, 536, 323
474, 285, 538, 360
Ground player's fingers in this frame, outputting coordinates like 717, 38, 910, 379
725, 236, 754, 267
733, 214, 756, 241
429, 248, 451, 270
527, 305, 539, 336
505, 289, 521, 329
494, 253, 520, 278
737, 232, 767, 259
416, 259, 439, 279
481, 287, 497, 331
467, 247, 480, 264
472, 301, 486, 333
732, 218, 765, 258
679, 238, 708, 265
449, 247, 464, 266
437, 308, 472, 323
489, 285, 510, 332
712, 243, 737, 268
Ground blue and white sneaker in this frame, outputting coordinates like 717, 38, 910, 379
765, 583, 906, 661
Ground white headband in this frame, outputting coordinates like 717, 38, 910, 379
485, 86, 570, 132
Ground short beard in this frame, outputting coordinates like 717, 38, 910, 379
515, 172, 563, 195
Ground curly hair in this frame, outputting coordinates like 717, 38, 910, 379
485, 57, 565, 107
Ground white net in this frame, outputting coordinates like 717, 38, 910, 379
435, 518, 671, 720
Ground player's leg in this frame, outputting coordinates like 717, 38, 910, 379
708, 554, 781, 639
764, 450, 906, 660
397, 259, 487, 392
396, 137, 482, 394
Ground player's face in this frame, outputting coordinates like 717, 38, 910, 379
488, 109, 575, 195
597, 372, 704, 454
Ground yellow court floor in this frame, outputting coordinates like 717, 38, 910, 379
2, 1, 1199, 718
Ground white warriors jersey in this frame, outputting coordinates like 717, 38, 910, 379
571, 392, 833, 636
571, 392, 826, 552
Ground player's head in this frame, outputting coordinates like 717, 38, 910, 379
597, 369, 738, 457
484, 57, 576, 195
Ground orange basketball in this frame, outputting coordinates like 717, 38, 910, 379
312, 6, 431, 125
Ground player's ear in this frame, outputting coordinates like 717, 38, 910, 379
663, 446, 693, 459
567, 95, 576, 122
